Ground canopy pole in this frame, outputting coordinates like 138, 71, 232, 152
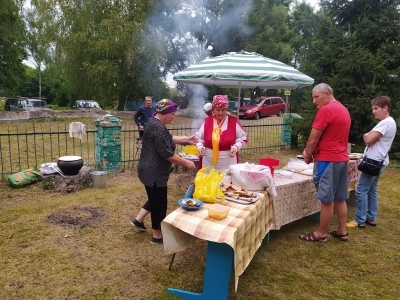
236, 82, 241, 117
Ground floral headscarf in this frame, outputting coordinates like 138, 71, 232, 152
155, 99, 178, 115
212, 95, 229, 109
211, 95, 229, 164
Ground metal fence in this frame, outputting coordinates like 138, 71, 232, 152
0, 119, 287, 176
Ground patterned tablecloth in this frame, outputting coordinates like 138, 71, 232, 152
161, 192, 273, 290
348, 158, 362, 191
271, 158, 362, 230
271, 172, 318, 230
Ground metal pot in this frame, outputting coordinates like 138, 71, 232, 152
57, 156, 84, 176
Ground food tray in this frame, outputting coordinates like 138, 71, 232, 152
349, 154, 361, 160
225, 193, 260, 205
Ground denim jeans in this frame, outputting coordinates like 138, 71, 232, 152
354, 166, 386, 224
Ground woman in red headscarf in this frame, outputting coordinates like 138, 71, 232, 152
196, 95, 248, 171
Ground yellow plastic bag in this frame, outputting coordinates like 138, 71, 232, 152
193, 166, 225, 203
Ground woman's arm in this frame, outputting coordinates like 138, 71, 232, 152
232, 122, 248, 151
195, 123, 206, 156
166, 154, 196, 170
363, 131, 382, 146
172, 135, 198, 145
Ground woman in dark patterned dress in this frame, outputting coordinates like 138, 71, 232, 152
131, 99, 197, 244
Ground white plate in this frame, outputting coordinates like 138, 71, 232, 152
225, 193, 260, 205
275, 170, 293, 178
58, 156, 82, 161
183, 154, 199, 160
300, 169, 313, 176
41, 162, 57, 168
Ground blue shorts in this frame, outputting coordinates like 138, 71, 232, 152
313, 161, 348, 203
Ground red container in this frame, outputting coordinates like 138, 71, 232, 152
259, 158, 280, 176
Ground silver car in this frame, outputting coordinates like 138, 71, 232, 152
5, 98, 51, 111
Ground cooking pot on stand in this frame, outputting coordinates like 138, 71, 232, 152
57, 156, 84, 176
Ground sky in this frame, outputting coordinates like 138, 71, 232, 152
305, 0, 320, 8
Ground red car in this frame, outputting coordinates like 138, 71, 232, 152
238, 97, 286, 120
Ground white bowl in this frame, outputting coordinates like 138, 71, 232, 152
58, 155, 82, 161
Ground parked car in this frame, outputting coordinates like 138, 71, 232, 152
72, 100, 101, 110
238, 97, 286, 120
5, 97, 51, 111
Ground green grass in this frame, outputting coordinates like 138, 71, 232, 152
0, 150, 399, 299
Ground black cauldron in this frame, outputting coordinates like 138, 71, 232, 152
57, 156, 84, 176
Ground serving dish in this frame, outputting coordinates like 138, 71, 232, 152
225, 193, 260, 205
178, 198, 204, 211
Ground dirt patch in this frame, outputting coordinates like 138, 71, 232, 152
47, 206, 107, 229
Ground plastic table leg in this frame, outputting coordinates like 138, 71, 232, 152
305, 212, 320, 222
263, 231, 270, 244
167, 241, 233, 300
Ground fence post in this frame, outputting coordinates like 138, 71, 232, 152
281, 114, 299, 148
94, 115, 122, 173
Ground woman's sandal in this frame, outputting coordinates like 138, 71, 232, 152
328, 230, 349, 242
299, 232, 327, 242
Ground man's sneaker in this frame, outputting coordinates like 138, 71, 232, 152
131, 219, 146, 231
151, 237, 163, 244
366, 219, 377, 227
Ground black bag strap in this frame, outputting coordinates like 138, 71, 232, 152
364, 146, 388, 160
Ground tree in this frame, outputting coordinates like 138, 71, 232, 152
244, 0, 294, 64
23, 0, 55, 98
292, 0, 400, 157
44, 0, 167, 109
0, 0, 26, 95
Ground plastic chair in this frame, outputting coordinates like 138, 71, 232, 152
184, 184, 195, 198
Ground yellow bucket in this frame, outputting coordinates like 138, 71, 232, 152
183, 145, 198, 155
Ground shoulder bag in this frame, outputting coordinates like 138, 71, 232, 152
357, 147, 388, 177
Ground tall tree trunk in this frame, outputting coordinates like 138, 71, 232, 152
117, 94, 126, 111
179, 88, 193, 109
38, 64, 42, 98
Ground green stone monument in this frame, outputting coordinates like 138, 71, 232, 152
94, 115, 122, 172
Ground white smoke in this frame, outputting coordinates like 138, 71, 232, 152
189, 84, 209, 130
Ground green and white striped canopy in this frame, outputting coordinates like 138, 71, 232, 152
173, 51, 314, 89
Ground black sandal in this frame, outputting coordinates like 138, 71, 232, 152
299, 232, 327, 242
328, 230, 349, 241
